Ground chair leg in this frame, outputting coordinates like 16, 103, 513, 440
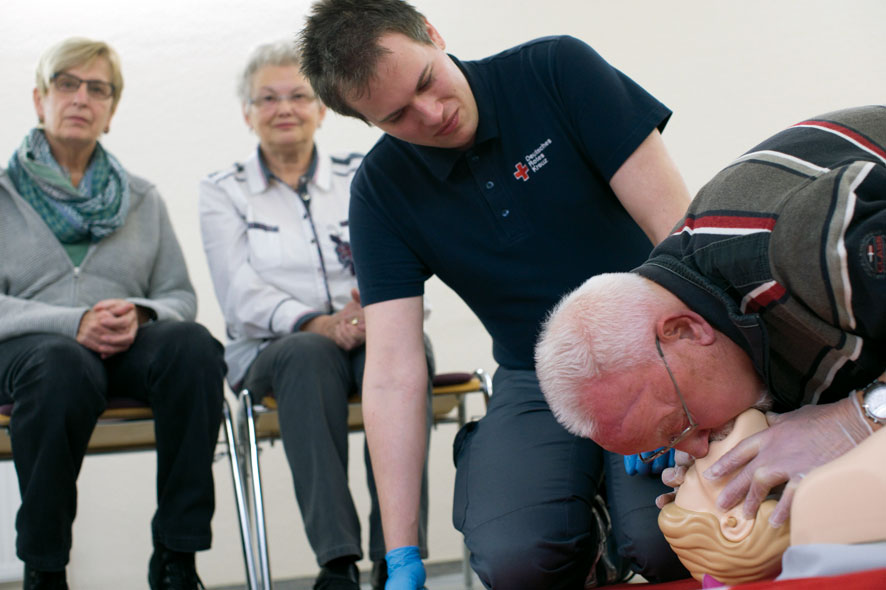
456, 390, 474, 590
224, 398, 261, 590
473, 367, 493, 405
462, 542, 473, 589
241, 390, 272, 590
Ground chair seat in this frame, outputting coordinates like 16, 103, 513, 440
0, 397, 155, 457
252, 373, 484, 438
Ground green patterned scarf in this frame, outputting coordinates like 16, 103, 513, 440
7, 128, 130, 243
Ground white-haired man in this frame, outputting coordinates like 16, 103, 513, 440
537, 105, 886, 529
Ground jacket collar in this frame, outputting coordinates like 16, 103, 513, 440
244, 143, 329, 194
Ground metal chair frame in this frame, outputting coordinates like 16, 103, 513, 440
226, 368, 492, 590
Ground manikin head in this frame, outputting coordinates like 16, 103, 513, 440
658, 410, 790, 585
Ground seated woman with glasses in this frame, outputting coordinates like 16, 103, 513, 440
0, 37, 225, 589
198, 41, 434, 590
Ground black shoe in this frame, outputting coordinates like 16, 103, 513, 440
585, 494, 633, 588
148, 546, 206, 590
370, 558, 388, 590
314, 560, 360, 590
23, 566, 67, 590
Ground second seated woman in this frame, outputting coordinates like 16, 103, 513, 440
198, 41, 433, 590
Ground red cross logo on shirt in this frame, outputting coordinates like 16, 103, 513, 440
513, 162, 530, 181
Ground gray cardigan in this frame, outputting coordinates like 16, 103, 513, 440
0, 167, 196, 342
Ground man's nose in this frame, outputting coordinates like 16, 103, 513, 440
413, 96, 443, 125
678, 430, 710, 460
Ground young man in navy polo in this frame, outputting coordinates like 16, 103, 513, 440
299, 1, 692, 588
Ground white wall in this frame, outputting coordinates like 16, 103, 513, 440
1, 0, 885, 586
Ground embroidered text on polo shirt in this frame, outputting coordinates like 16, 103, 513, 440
513, 138, 553, 182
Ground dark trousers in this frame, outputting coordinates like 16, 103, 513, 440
242, 331, 434, 565
0, 322, 225, 570
452, 367, 687, 589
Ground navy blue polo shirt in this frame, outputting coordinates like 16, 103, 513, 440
350, 35, 671, 370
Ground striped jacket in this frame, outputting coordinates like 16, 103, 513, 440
636, 105, 886, 410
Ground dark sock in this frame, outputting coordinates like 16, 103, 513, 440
323, 556, 358, 576
25, 566, 65, 579
153, 542, 195, 563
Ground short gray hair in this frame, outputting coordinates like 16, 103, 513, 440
237, 40, 303, 105
535, 273, 662, 438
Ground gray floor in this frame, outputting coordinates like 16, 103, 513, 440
210, 561, 650, 589
211, 559, 482, 590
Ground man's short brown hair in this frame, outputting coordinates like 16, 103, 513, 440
297, 0, 433, 121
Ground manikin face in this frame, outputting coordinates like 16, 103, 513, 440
658, 409, 790, 585
674, 409, 771, 541
346, 24, 479, 150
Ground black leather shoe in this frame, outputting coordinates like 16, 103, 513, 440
148, 546, 206, 590
23, 565, 67, 590
370, 558, 388, 590
313, 560, 360, 590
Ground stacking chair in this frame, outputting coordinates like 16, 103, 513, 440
226, 369, 493, 590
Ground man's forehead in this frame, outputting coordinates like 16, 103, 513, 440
347, 36, 432, 120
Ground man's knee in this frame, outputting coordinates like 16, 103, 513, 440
466, 508, 594, 590
617, 521, 687, 583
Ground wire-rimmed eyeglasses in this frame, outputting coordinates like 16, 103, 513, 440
639, 336, 698, 464
249, 92, 317, 112
51, 72, 115, 100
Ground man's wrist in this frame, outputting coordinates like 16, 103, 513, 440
857, 381, 886, 432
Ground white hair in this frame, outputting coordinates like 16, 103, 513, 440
237, 40, 302, 105
535, 273, 663, 439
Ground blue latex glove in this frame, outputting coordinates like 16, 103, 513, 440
623, 448, 675, 476
385, 545, 426, 590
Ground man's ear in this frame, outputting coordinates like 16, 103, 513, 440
657, 311, 716, 346
424, 19, 446, 50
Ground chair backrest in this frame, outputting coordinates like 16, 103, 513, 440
0, 397, 155, 459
